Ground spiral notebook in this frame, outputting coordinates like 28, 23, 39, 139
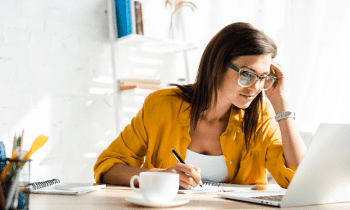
23, 179, 106, 195
178, 180, 255, 194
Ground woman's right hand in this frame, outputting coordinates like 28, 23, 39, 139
162, 163, 201, 189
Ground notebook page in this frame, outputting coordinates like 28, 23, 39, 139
178, 183, 255, 194
54, 183, 106, 191
32, 183, 106, 195
178, 185, 221, 194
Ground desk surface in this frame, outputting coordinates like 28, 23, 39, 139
29, 185, 350, 209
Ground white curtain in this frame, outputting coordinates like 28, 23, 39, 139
287, 0, 350, 134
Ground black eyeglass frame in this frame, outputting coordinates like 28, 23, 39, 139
226, 62, 276, 90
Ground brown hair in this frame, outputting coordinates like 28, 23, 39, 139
173, 22, 277, 150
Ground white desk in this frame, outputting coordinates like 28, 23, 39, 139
29, 185, 350, 209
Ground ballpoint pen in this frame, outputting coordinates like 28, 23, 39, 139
171, 148, 203, 188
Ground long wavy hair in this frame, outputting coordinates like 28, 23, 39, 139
173, 22, 277, 150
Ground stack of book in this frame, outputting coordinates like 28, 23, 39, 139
119, 78, 162, 91
115, 0, 144, 38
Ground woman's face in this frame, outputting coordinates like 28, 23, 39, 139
219, 54, 272, 109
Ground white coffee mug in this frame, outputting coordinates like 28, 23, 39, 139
130, 172, 179, 203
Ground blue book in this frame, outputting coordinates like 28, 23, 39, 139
0, 141, 6, 173
115, 0, 132, 38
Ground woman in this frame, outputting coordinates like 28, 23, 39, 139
94, 22, 307, 189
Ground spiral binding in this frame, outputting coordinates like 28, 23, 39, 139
202, 180, 224, 188
28, 179, 60, 190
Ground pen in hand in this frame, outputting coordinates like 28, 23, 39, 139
171, 148, 203, 188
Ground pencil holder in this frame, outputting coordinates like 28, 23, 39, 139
0, 159, 31, 210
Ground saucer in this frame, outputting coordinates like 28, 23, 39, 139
125, 195, 190, 207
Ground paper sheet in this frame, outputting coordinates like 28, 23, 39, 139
178, 184, 255, 194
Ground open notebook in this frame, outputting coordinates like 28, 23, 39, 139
178, 180, 255, 194
23, 179, 106, 195
33, 183, 106, 195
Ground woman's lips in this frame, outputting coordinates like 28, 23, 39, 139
240, 94, 254, 100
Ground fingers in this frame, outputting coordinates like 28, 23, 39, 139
170, 163, 202, 189
270, 61, 285, 85
270, 61, 283, 75
272, 60, 282, 67
178, 171, 197, 189
180, 164, 202, 186
179, 180, 192, 190
266, 61, 287, 95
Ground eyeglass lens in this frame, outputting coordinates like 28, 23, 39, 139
239, 71, 274, 90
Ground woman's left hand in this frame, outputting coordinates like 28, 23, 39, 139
264, 61, 286, 101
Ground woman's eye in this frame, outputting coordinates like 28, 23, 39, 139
241, 71, 253, 78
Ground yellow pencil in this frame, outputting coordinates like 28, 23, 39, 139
0, 151, 17, 181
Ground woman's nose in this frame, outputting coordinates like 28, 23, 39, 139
248, 79, 263, 91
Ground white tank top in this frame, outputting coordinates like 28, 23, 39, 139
184, 149, 228, 182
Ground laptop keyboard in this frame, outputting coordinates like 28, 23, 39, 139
252, 195, 284, 202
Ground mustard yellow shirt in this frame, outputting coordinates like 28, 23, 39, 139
94, 88, 295, 188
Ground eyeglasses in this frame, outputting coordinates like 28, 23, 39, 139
226, 62, 276, 90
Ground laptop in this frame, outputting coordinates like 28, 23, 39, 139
218, 124, 350, 208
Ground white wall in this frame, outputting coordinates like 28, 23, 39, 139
0, 0, 115, 183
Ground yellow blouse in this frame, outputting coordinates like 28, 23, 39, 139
94, 88, 295, 188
